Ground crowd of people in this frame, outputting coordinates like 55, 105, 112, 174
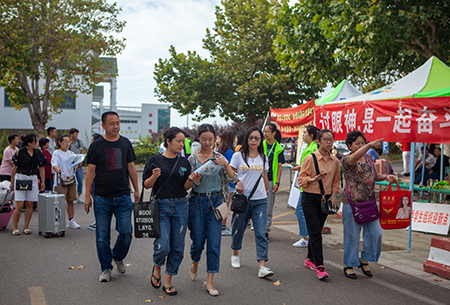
3, 110, 450, 295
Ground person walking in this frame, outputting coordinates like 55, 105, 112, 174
46, 127, 57, 155
263, 123, 285, 241
144, 127, 199, 296
217, 130, 235, 236
298, 129, 341, 280
0, 134, 19, 182
188, 124, 238, 296
292, 126, 319, 247
230, 127, 274, 278
52, 135, 82, 230
39, 138, 53, 191
69, 128, 86, 204
10, 134, 46, 235
341, 131, 395, 279
84, 111, 139, 282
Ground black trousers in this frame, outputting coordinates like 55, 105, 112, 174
302, 192, 330, 267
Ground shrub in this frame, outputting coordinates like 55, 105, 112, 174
134, 135, 160, 165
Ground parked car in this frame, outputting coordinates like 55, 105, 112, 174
333, 141, 350, 160
281, 142, 297, 163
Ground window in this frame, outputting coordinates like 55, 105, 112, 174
120, 120, 138, 124
158, 109, 170, 132
4, 91, 12, 107
60, 92, 76, 109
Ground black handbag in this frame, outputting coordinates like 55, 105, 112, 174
311, 153, 337, 215
133, 157, 180, 238
231, 172, 263, 214
16, 180, 32, 191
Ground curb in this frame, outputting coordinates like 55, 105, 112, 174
423, 237, 450, 279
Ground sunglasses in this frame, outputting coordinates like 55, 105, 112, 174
248, 136, 261, 141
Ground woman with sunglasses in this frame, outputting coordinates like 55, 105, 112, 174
298, 129, 340, 280
263, 123, 285, 241
230, 127, 273, 278
188, 124, 238, 296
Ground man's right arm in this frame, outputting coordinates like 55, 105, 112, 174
84, 164, 96, 213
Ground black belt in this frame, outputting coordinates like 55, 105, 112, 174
192, 191, 220, 197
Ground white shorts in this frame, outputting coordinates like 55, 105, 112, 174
14, 173, 39, 202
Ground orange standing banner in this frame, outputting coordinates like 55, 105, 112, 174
379, 182, 411, 230
270, 99, 315, 138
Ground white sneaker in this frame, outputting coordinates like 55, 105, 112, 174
77, 198, 84, 204
113, 259, 126, 274
293, 238, 308, 248
231, 255, 241, 268
99, 269, 111, 282
68, 219, 81, 229
258, 266, 274, 278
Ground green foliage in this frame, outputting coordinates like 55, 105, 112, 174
154, 0, 323, 127
0, 0, 126, 136
0, 130, 8, 161
133, 135, 160, 165
273, 0, 450, 91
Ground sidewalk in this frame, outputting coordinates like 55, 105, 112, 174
274, 213, 450, 289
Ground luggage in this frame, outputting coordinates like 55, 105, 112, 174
38, 179, 66, 238
0, 189, 14, 229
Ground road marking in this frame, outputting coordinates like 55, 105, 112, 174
29, 286, 46, 305
272, 210, 295, 220
324, 260, 446, 305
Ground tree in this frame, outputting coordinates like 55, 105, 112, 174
154, 0, 322, 127
273, 0, 450, 91
0, 0, 126, 137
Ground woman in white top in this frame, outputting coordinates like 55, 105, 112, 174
230, 127, 273, 278
52, 134, 82, 229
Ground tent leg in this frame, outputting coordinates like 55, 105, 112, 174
408, 143, 416, 250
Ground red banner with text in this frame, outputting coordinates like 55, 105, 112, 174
270, 99, 315, 137
314, 97, 450, 143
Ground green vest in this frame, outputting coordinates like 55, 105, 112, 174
185, 138, 191, 154
263, 140, 284, 186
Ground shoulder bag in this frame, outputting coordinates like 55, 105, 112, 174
344, 155, 380, 224
311, 153, 337, 215
133, 156, 180, 238
231, 172, 263, 214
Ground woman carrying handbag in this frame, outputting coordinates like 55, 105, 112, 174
188, 124, 238, 297
230, 127, 273, 278
143, 127, 198, 296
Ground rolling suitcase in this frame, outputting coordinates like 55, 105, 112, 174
38, 176, 66, 238
0, 189, 14, 229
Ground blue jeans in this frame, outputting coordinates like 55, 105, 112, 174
153, 197, 188, 275
188, 193, 222, 273
94, 195, 133, 272
296, 192, 308, 238
342, 204, 383, 267
75, 167, 83, 195
231, 198, 269, 261
415, 168, 438, 185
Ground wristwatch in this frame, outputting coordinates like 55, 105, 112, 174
275, 182, 280, 186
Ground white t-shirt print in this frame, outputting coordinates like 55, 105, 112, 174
230, 151, 268, 200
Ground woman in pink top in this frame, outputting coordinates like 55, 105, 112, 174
0, 134, 20, 181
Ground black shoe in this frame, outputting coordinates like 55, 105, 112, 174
359, 262, 373, 277
343, 267, 357, 279
404, 172, 410, 177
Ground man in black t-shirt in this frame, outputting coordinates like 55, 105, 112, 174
85, 111, 139, 282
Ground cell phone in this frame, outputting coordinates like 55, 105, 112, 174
207, 157, 217, 161
87, 206, 90, 214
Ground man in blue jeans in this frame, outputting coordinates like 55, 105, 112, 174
69, 128, 86, 204
84, 111, 139, 282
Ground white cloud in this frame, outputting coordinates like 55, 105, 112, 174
105, 0, 230, 127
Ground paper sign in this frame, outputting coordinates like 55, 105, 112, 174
411, 202, 450, 235
68, 154, 85, 168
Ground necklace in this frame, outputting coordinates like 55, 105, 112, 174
200, 149, 212, 160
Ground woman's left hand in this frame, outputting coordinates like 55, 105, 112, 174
189, 172, 202, 183
76, 164, 82, 171
214, 155, 229, 168
386, 175, 396, 183
331, 193, 339, 209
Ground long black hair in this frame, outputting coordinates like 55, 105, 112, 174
241, 127, 266, 166
305, 125, 320, 140
197, 123, 216, 138
266, 123, 282, 143
163, 127, 186, 148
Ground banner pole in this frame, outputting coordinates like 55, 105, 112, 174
408, 142, 416, 250
262, 111, 270, 131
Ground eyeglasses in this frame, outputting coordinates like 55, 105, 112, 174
248, 136, 261, 141
321, 138, 334, 143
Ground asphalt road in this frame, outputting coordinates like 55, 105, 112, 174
1, 162, 449, 305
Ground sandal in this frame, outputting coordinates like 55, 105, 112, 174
163, 285, 177, 296
359, 260, 373, 277
23, 229, 31, 235
12, 230, 21, 236
150, 265, 161, 289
